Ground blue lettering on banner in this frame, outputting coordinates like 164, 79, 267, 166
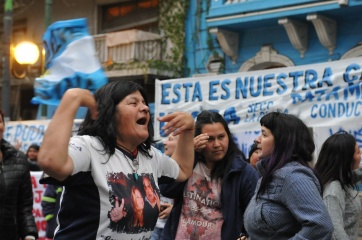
4, 124, 46, 152
250, 76, 262, 97
209, 80, 219, 100
244, 113, 264, 123
290, 71, 304, 91
311, 101, 362, 118
276, 73, 288, 94
183, 82, 193, 102
173, 83, 182, 103
303, 69, 318, 90
161, 83, 171, 104
318, 67, 333, 87
291, 83, 362, 105
193, 82, 203, 102
14, 125, 45, 142
155, 59, 362, 139
224, 107, 240, 125
161, 82, 203, 104
161, 64, 362, 107
344, 63, 361, 83
235, 77, 248, 99
247, 101, 274, 113
344, 83, 362, 100
191, 111, 200, 119
206, 79, 231, 100
233, 69, 332, 99
221, 79, 231, 100
179, 66, 359, 103
291, 86, 340, 104
263, 74, 274, 96
244, 101, 274, 122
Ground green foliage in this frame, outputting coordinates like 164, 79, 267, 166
159, 0, 189, 77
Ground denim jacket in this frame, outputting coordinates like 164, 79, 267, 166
244, 160, 333, 240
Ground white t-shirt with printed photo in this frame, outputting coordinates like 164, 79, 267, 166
54, 135, 179, 240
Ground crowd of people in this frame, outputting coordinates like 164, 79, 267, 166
0, 80, 361, 239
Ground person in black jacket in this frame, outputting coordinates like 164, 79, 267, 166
0, 109, 38, 240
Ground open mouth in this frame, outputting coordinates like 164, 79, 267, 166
137, 117, 147, 125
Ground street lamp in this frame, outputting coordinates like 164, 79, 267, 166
13, 41, 40, 65
8, 41, 41, 120
12, 41, 40, 79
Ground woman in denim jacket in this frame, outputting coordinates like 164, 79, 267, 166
244, 111, 333, 239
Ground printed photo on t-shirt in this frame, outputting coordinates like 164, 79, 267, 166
106, 172, 161, 234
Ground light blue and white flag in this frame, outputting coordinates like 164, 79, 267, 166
32, 18, 108, 106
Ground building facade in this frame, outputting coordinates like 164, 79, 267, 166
185, 0, 362, 75
2, 0, 184, 120
2, 0, 362, 120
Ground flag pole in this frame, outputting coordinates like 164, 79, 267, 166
2, 0, 12, 121
40, 0, 52, 118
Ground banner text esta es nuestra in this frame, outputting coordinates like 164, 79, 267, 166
160, 63, 362, 104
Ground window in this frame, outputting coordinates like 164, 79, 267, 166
100, 0, 159, 33
239, 45, 294, 72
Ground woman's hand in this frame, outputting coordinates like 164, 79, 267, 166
159, 203, 173, 219
110, 197, 127, 222
159, 112, 195, 181
64, 88, 99, 119
158, 112, 194, 136
194, 133, 209, 152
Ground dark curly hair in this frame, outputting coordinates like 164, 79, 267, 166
77, 81, 154, 158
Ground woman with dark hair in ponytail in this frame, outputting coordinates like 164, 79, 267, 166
244, 111, 333, 239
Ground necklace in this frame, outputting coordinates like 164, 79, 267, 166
117, 143, 138, 157
122, 152, 140, 181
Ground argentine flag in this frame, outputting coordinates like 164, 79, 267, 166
32, 18, 108, 106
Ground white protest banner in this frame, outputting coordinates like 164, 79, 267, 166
4, 119, 83, 152
155, 57, 362, 156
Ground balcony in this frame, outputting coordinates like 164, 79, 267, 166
93, 29, 178, 79
207, 0, 356, 30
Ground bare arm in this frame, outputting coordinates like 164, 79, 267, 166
158, 112, 195, 182
38, 89, 98, 181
